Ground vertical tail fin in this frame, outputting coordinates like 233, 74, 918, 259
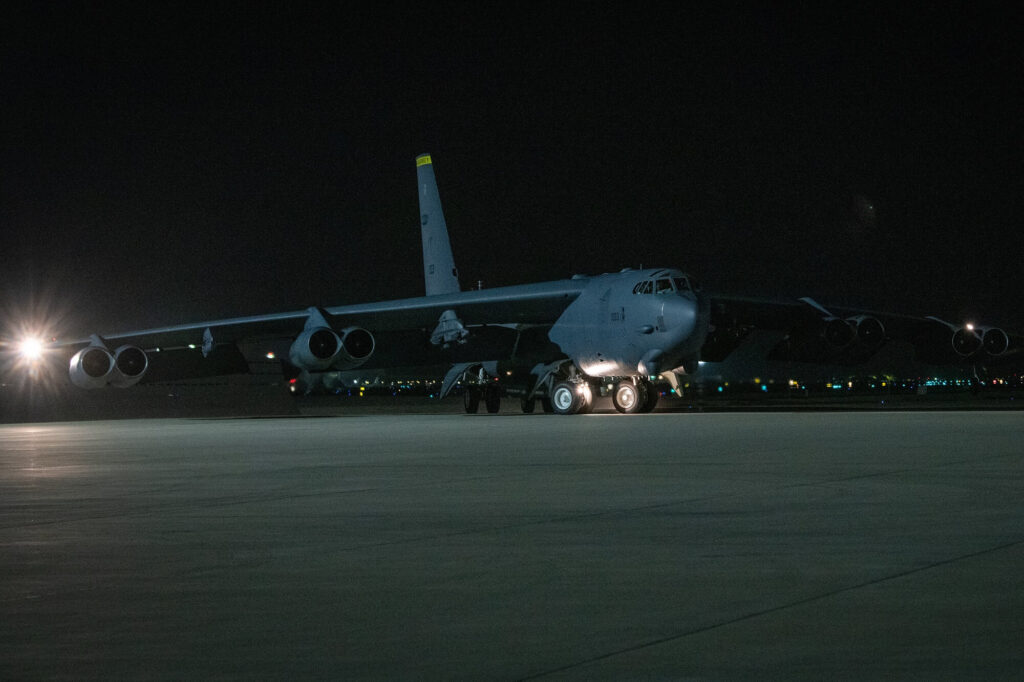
416, 154, 460, 296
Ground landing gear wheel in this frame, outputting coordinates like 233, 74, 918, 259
463, 387, 481, 414
540, 397, 554, 413
612, 380, 648, 414
577, 382, 595, 414
484, 385, 501, 414
521, 398, 536, 414
551, 381, 583, 415
639, 381, 659, 413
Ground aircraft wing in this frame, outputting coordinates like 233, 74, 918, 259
44, 279, 585, 389
57, 280, 583, 353
703, 292, 1021, 366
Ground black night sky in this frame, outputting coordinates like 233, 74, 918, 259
2, 5, 1021, 340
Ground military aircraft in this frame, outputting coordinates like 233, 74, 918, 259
20, 154, 1020, 414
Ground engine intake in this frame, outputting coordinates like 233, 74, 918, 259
340, 328, 374, 364
110, 345, 149, 387
952, 327, 982, 356
823, 319, 855, 348
289, 327, 341, 370
771, 315, 886, 364
69, 344, 149, 389
822, 316, 884, 353
851, 316, 885, 352
289, 326, 374, 371
69, 346, 115, 389
981, 327, 1009, 356
913, 317, 1008, 364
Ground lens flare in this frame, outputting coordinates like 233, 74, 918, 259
18, 337, 45, 361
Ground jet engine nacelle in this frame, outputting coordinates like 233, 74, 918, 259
110, 345, 149, 387
848, 315, 885, 353
770, 315, 886, 364
948, 325, 1009, 358
980, 327, 1009, 357
823, 316, 885, 352
69, 345, 115, 389
69, 344, 150, 389
288, 326, 375, 371
951, 326, 982, 357
913, 318, 1007, 363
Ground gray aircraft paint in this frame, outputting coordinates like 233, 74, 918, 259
49, 156, 712, 388
416, 154, 461, 297
548, 269, 707, 376
46, 153, 1004, 402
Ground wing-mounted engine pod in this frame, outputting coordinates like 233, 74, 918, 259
69, 345, 115, 389
980, 327, 1009, 356
289, 327, 343, 371
952, 327, 983, 357
110, 345, 149, 388
823, 318, 856, 348
333, 327, 375, 369
850, 316, 885, 352
821, 316, 883, 352
288, 326, 375, 371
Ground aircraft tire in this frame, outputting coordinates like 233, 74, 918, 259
577, 382, 595, 414
550, 381, 582, 415
521, 398, 536, 414
540, 397, 554, 413
464, 387, 481, 414
639, 381, 659, 413
484, 385, 501, 413
612, 380, 647, 414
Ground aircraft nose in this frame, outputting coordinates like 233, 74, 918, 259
661, 295, 697, 334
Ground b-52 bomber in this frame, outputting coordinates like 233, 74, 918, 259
27, 154, 1020, 414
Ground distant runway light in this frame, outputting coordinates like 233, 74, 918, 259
266, 352, 276, 359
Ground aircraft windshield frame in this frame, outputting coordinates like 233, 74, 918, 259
632, 276, 696, 295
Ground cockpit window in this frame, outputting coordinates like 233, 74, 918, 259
673, 277, 690, 292
632, 280, 653, 295
655, 278, 673, 294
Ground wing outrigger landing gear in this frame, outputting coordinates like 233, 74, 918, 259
463, 386, 481, 413
462, 383, 502, 414
446, 364, 503, 414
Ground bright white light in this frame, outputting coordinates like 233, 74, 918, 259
265, 352, 276, 359
18, 337, 44, 361
965, 323, 974, 331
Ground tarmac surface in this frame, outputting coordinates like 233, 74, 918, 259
2, 411, 1023, 679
